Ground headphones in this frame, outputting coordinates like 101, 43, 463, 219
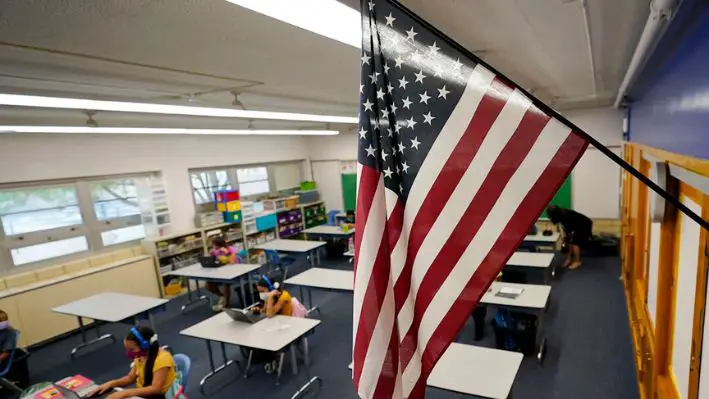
130, 327, 158, 350
261, 275, 279, 291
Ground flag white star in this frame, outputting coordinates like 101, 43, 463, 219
428, 41, 440, 54
358, 127, 367, 139
360, 84, 364, 94
433, 66, 443, 78
423, 111, 436, 125
452, 57, 463, 71
363, 99, 374, 112
410, 136, 421, 150
438, 85, 450, 100
387, 83, 395, 93
365, 144, 376, 157
386, 127, 393, 137
390, 103, 398, 114
384, 167, 393, 178
402, 97, 412, 109
394, 56, 404, 68
381, 108, 388, 119
398, 142, 406, 153
405, 27, 418, 41
414, 70, 426, 84
399, 184, 404, 193
381, 150, 390, 162
398, 76, 409, 90
383, 63, 391, 74
407, 117, 417, 128
376, 88, 385, 100
369, 72, 380, 83
419, 91, 431, 104
368, 1, 375, 11
394, 123, 403, 133
385, 12, 396, 27
361, 53, 371, 65
401, 161, 410, 173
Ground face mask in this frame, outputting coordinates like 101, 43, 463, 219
0, 321, 10, 330
259, 292, 269, 301
126, 349, 147, 360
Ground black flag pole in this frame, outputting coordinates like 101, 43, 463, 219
390, 0, 709, 231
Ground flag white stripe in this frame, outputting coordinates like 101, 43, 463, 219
402, 119, 573, 396
353, 173, 387, 373
398, 90, 532, 344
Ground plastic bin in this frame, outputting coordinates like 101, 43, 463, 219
297, 190, 320, 204
256, 213, 278, 231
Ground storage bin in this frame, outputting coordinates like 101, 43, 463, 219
214, 190, 239, 202
256, 213, 278, 231
244, 220, 258, 235
224, 210, 242, 223
217, 200, 241, 212
297, 190, 320, 204
300, 181, 317, 191
284, 195, 299, 209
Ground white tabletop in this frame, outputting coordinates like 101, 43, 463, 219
254, 239, 326, 253
524, 232, 560, 243
52, 292, 168, 322
344, 250, 354, 257
506, 252, 555, 269
347, 344, 522, 399
303, 225, 355, 236
428, 343, 523, 398
180, 313, 320, 352
167, 263, 262, 281
481, 282, 551, 309
284, 268, 354, 291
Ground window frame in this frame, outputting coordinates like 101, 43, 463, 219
236, 166, 271, 197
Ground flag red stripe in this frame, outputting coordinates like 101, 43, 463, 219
352, 200, 403, 391
416, 133, 589, 385
393, 78, 513, 312
398, 108, 551, 369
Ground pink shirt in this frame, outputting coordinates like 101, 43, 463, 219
210, 246, 236, 258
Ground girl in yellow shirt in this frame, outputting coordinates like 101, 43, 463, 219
91, 326, 176, 399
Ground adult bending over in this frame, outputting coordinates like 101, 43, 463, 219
546, 205, 593, 270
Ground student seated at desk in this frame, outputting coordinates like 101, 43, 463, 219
253, 275, 293, 318
90, 326, 176, 399
206, 237, 237, 312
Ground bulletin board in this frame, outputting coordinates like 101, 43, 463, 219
341, 161, 357, 211
541, 176, 572, 217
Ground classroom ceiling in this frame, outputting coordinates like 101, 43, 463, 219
0, 0, 648, 126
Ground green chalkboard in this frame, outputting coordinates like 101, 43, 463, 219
541, 176, 572, 217
342, 174, 357, 211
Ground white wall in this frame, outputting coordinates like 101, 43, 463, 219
306, 108, 624, 219
0, 134, 310, 231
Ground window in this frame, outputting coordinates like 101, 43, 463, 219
11, 236, 89, 266
0, 186, 82, 235
91, 179, 140, 220
101, 225, 145, 246
237, 166, 270, 196
191, 170, 233, 205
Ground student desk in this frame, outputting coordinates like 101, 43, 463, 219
180, 313, 320, 393
348, 343, 522, 398
167, 263, 262, 313
522, 232, 560, 251
505, 252, 556, 283
52, 292, 168, 358
284, 268, 354, 313
481, 282, 551, 362
253, 239, 326, 266
303, 225, 355, 240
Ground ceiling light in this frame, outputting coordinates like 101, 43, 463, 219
0, 126, 340, 136
225, 0, 361, 48
0, 94, 359, 124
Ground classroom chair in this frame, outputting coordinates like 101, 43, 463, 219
0, 330, 29, 393
264, 249, 295, 279
327, 210, 342, 226
173, 354, 192, 393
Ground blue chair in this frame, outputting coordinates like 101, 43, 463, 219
173, 353, 192, 393
264, 249, 295, 279
0, 330, 25, 393
327, 210, 342, 226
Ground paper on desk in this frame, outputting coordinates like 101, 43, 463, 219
499, 286, 523, 295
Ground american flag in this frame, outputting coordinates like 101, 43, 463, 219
352, 1, 589, 398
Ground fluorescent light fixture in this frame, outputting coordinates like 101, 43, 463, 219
0, 94, 359, 124
225, 0, 361, 48
0, 126, 339, 136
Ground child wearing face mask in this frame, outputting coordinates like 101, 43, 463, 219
253, 275, 293, 318
89, 326, 176, 399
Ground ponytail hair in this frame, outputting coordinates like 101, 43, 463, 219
126, 325, 160, 386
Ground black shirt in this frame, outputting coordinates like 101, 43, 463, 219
559, 209, 593, 235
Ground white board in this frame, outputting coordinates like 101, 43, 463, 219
672, 196, 702, 398
312, 160, 344, 212
571, 148, 621, 219
272, 162, 303, 191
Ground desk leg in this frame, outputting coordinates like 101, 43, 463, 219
240, 276, 248, 309
148, 312, 157, 331
276, 351, 286, 385
290, 343, 299, 375
308, 251, 315, 268
199, 340, 241, 395
181, 279, 209, 314
536, 308, 548, 364
70, 317, 115, 358
290, 338, 320, 399
305, 288, 319, 315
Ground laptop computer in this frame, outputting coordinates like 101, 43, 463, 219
224, 308, 265, 324
199, 255, 221, 268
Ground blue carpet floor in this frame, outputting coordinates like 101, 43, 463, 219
23, 254, 638, 399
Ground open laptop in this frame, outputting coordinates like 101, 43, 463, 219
199, 255, 221, 268
224, 308, 265, 324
